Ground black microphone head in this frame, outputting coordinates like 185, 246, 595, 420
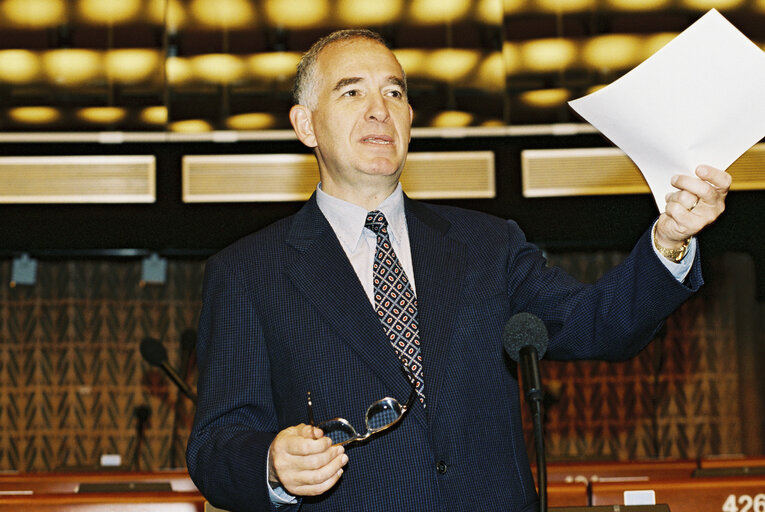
140, 337, 168, 366
502, 312, 549, 362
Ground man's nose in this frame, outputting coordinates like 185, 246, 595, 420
365, 92, 390, 122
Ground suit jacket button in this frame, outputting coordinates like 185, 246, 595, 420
436, 461, 447, 474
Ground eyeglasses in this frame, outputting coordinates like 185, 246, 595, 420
307, 372, 417, 447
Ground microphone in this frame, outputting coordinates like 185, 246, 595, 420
503, 312, 548, 403
140, 337, 198, 404
503, 312, 549, 512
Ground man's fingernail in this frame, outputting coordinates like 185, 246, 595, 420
671, 175, 679, 185
697, 166, 709, 177
341, 454, 349, 464
665, 193, 671, 202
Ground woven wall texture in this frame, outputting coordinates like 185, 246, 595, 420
0, 252, 758, 471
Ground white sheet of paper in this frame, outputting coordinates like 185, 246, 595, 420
568, 9, 765, 211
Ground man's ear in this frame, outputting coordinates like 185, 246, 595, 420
408, 104, 414, 142
289, 105, 317, 148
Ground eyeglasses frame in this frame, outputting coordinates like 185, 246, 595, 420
307, 369, 418, 447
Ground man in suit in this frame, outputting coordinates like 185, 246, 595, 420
186, 29, 730, 511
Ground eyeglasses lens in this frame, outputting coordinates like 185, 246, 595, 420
365, 398, 403, 431
319, 419, 357, 445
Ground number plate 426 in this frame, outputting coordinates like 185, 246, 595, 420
723, 494, 765, 512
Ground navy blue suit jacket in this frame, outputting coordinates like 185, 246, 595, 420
187, 195, 701, 512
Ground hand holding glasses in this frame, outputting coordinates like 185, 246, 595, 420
307, 369, 417, 446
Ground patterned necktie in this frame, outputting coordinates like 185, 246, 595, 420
365, 210, 425, 406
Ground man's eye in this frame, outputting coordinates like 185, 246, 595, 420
342, 90, 358, 97
386, 89, 404, 99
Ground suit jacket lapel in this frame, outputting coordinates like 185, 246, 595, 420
405, 198, 468, 421
283, 196, 418, 417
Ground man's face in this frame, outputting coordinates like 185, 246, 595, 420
292, 38, 413, 199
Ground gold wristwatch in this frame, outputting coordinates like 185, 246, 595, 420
653, 229, 691, 262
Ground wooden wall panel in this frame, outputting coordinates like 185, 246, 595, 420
0, 251, 760, 471
0, 259, 203, 471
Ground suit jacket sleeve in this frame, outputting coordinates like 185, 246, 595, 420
186, 253, 297, 512
502, 218, 702, 360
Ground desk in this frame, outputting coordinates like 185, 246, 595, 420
700, 457, 765, 469
548, 482, 589, 507
0, 470, 197, 494
545, 460, 698, 484
0, 471, 203, 512
590, 475, 765, 512
551, 507, 670, 512
698, 457, 765, 476
0, 491, 205, 511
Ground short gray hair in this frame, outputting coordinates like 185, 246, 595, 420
292, 29, 406, 110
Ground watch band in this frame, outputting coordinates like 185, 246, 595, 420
653, 230, 691, 262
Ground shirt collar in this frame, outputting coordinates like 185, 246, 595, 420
316, 183, 406, 253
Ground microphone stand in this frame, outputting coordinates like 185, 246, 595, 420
502, 313, 550, 512
133, 405, 150, 471
170, 332, 196, 468
520, 345, 547, 512
530, 397, 547, 512
140, 336, 197, 468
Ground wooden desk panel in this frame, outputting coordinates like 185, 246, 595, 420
544, 460, 698, 484
0, 491, 205, 512
548, 482, 589, 507
701, 457, 765, 469
0, 470, 198, 494
551, 507, 670, 512
590, 476, 765, 512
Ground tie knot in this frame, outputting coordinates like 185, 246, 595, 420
365, 210, 388, 234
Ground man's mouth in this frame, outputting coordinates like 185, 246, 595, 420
362, 136, 394, 145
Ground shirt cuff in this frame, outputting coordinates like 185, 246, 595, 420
266, 448, 299, 506
651, 221, 696, 282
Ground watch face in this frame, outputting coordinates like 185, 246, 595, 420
671, 239, 691, 261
